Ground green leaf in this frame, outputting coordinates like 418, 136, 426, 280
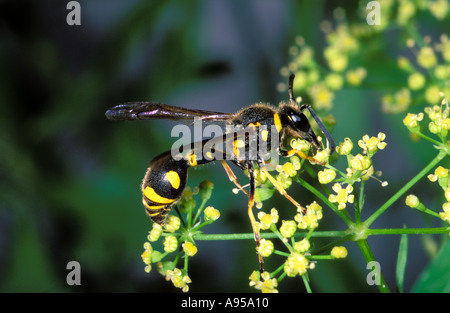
413, 240, 450, 292
255, 187, 275, 202
395, 231, 408, 293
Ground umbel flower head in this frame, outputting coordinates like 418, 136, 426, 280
249, 271, 278, 293
328, 183, 355, 210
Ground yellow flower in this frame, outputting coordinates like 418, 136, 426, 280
328, 183, 355, 210
397, 0, 416, 25
141, 242, 153, 273
249, 271, 278, 293
358, 133, 387, 155
318, 168, 336, 184
441, 35, 450, 62
331, 246, 348, 258
434, 65, 448, 80
183, 241, 198, 257
282, 162, 297, 177
350, 154, 372, 171
290, 155, 301, 170
325, 73, 344, 90
429, 0, 449, 20
284, 252, 311, 277
164, 215, 181, 233
405, 194, 420, 208
147, 223, 163, 242
417, 47, 438, 69
257, 239, 274, 257
295, 201, 323, 229
306, 201, 323, 218
166, 268, 191, 292
440, 202, 450, 223
290, 138, 311, 153
293, 238, 310, 253
382, 88, 411, 113
445, 188, 450, 201
163, 235, 178, 253
276, 171, 292, 189
257, 208, 279, 230
279, 220, 297, 238
327, 52, 348, 72
428, 166, 449, 182
204, 206, 220, 222
346, 67, 367, 86
408, 72, 426, 90
435, 166, 449, 178
308, 83, 335, 110
425, 86, 441, 104
314, 148, 330, 164
336, 137, 353, 155
403, 112, 424, 129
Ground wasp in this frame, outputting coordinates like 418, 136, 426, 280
106, 74, 335, 272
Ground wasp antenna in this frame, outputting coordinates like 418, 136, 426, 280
288, 74, 296, 105
306, 106, 336, 155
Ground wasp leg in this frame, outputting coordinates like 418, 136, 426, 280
279, 148, 326, 166
220, 160, 250, 198
257, 159, 306, 214
247, 167, 264, 273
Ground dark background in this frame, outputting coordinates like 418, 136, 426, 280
0, 0, 449, 292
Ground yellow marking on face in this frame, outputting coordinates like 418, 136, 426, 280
261, 129, 269, 142
166, 170, 180, 189
206, 151, 213, 160
188, 152, 197, 166
274, 113, 282, 133
143, 186, 175, 204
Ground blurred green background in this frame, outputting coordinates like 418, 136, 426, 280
1, 0, 449, 292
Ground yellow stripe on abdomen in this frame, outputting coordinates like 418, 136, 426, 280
143, 186, 176, 204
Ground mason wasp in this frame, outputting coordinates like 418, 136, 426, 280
105, 74, 335, 273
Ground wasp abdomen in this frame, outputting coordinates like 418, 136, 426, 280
141, 151, 188, 225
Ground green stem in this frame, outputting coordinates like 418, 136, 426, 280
302, 274, 312, 293
356, 239, 391, 293
367, 227, 449, 236
365, 152, 444, 227
193, 230, 349, 241
192, 198, 209, 226
414, 131, 442, 146
176, 226, 450, 241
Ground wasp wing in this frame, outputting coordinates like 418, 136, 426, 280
105, 102, 233, 122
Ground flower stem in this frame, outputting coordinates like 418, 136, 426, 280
356, 239, 391, 293
193, 230, 349, 241
365, 153, 444, 227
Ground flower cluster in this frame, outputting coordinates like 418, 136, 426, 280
427, 166, 450, 223
140, 180, 218, 292
247, 205, 348, 293
404, 165, 450, 225
249, 271, 278, 293
383, 34, 450, 114
403, 95, 450, 140
278, 9, 367, 113
319, 133, 388, 211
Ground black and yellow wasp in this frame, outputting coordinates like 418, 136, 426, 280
106, 74, 335, 272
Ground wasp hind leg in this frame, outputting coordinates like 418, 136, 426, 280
246, 166, 265, 274
257, 158, 307, 214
